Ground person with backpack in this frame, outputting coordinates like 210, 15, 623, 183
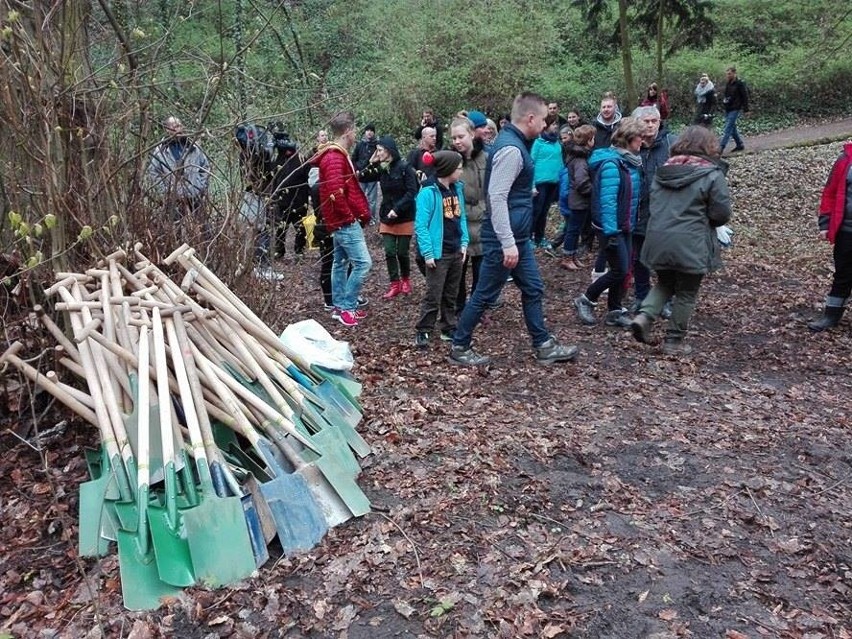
630, 126, 732, 355
413, 151, 469, 347
574, 117, 645, 328
359, 135, 418, 300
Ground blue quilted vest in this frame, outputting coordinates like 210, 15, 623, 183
482, 123, 535, 244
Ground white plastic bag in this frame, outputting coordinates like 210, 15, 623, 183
280, 319, 354, 371
239, 191, 265, 229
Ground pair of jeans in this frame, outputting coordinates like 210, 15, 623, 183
453, 239, 550, 349
632, 233, 651, 302
562, 208, 590, 255
331, 222, 372, 311
416, 252, 464, 333
532, 182, 559, 244
638, 269, 704, 339
719, 110, 743, 152
456, 253, 483, 312
360, 181, 379, 219
317, 232, 334, 306
585, 233, 630, 311
382, 234, 412, 281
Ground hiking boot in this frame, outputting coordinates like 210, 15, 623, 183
449, 345, 491, 366
574, 294, 597, 325
400, 277, 412, 294
605, 308, 632, 328
560, 257, 579, 271
630, 312, 653, 343
336, 310, 358, 327
808, 306, 844, 332
732, 145, 745, 153
354, 308, 368, 320
662, 338, 692, 356
534, 337, 579, 365
440, 330, 454, 342
414, 331, 430, 348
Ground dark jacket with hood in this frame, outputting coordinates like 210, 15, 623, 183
635, 127, 677, 235
351, 132, 378, 172
359, 136, 418, 225
593, 111, 623, 149
564, 141, 593, 212
641, 155, 732, 274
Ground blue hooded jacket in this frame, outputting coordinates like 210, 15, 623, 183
589, 147, 641, 237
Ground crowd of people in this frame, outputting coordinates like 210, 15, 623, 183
145, 67, 851, 363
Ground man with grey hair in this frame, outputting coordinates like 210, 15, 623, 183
147, 115, 211, 232
407, 126, 438, 183
450, 92, 579, 366
630, 104, 677, 309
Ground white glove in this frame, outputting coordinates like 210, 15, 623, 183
716, 225, 733, 248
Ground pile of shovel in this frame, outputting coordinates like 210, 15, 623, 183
1, 243, 371, 610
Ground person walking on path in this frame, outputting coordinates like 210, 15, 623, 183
808, 140, 852, 331
311, 111, 372, 327
630, 126, 732, 355
719, 66, 750, 153
413, 151, 469, 347
449, 92, 579, 367
694, 73, 717, 126
359, 135, 418, 300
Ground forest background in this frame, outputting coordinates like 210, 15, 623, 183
0, 0, 851, 299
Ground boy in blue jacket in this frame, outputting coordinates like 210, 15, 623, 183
414, 151, 469, 347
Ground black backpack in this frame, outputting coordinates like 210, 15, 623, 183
234, 123, 269, 155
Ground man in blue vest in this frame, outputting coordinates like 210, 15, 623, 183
449, 92, 580, 366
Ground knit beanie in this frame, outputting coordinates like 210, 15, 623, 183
467, 110, 488, 129
431, 150, 462, 178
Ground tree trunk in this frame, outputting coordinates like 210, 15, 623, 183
656, 0, 665, 83
618, 0, 636, 111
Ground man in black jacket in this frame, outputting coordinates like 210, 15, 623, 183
352, 123, 379, 222
719, 66, 750, 153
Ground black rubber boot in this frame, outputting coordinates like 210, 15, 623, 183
808, 306, 844, 332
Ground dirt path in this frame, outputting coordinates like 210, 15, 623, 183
733, 116, 852, 153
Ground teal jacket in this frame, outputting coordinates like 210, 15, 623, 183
414, 181, 469, 261
531, 134, 563, 185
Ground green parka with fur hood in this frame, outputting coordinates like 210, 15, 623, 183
641, 154, 731, 274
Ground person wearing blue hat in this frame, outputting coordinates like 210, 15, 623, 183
467, 110, 491, 150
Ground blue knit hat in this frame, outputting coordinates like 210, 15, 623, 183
467, 111, 488, 129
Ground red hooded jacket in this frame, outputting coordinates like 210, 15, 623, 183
310, 143, 370, 233
820, 142, 852, 244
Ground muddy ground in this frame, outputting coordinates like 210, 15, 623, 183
1, 130, 851, 638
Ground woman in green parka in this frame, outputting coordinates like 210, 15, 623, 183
630, 126, 732, 355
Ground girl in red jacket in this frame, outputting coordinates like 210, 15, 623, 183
809, 141, 852, 331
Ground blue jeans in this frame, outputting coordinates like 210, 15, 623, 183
453, 239, 550, 349
361, 182, 379, 219
719, 110, 743, 151
562, 208, 589, 255
585, 233, 630, 311
331, 222, 372, 311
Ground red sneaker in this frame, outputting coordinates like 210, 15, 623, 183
354, 308, 368, 320
337, 310, 358, 327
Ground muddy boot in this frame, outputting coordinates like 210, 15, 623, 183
808, 302, 845, 332
630, 312, 653, 344
662, 337, 692, 356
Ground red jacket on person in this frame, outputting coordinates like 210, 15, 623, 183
819, 142, 852, 244
310, 143, 370, 233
